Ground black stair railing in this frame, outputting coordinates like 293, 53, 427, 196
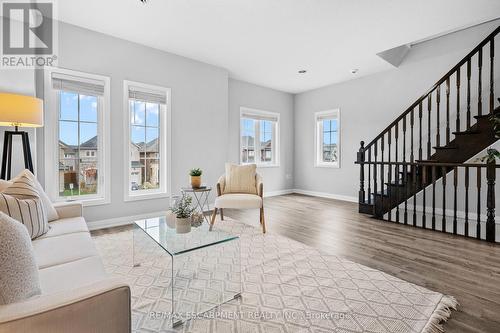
356, 26, 500, 242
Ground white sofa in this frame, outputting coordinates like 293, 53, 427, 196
0, 201, 131, 333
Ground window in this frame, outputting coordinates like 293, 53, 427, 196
240, 107, 279, 166
44, 68, 110, 205
315, 109, 340, 168
124, 81, 171, 201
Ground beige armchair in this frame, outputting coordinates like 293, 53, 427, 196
210, 173, 266, 233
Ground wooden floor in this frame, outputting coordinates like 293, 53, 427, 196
221, 194, 500, 333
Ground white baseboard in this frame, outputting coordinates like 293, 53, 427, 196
264, 189, 294, 197
87, 210, 167, 231
292, 189, 358, 203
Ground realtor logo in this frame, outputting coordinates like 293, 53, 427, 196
1, 1, 57, 68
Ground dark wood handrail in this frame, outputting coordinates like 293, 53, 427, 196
363, 25, 500, 151
356, 160, 499, 168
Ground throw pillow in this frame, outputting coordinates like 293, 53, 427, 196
2, 170, 59, 222
0, 176, 49, 239
224, 163, 257, 194
0, 212, 41, 305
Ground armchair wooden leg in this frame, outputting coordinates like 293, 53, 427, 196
220, 208, 224, 220
260, 207, 266, 234
210, 208, 218, 231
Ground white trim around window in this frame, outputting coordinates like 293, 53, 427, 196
43, 67, 111, 206
314, 109, 341, 168
123, 80, 171, 202
239, 107, 280, 167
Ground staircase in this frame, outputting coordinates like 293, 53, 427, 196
356, 26, 500, 242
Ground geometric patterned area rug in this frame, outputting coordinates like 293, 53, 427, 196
92, 218, 457, 333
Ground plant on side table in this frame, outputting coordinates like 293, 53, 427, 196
171, 193, 195, 233
189, 168, 203, 188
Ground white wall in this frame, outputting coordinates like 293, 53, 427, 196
228, 79, 294, 194
293, 20, 500, 200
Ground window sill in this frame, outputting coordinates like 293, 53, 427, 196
257, 164, 280, 168
124, 191, 170, 202
55, 197, 110, 207
315, 163, 340, 169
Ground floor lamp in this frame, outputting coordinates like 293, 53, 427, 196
0, 93, 44, 180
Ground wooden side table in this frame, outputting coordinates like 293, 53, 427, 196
180, 187, 212, 224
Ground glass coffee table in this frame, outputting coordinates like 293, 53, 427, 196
133, 216, 241, 328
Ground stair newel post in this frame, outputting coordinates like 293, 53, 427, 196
357, 141, 365, 204
432, 165, 436, 231
368, 147, 372, 204
486, 160, 496, 242
436, 86, 441, 147
489, 37, 495, 115
445, 78, 451, 144
441, 166, 447, 233
477, 167, 482, 240
478, 48, 483, 117
418, 102, 423, 161
466, 59, 472, 129
427, 95, 432, 159
456, 68, 461, 133
453, 167, 458, 235
465, 166, 470, 237
387, 129, 392, 222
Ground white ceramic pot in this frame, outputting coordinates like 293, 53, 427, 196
175, 217, 191, 234
166, 210, 176, 229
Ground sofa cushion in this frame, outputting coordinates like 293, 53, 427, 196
37, 217, 88, 239
0, 176, 49, 239
0, 212, 41, 304
38, 256, 107, 294
215, 193, 262, 209
224, 163, 257, 194
32, 232, 98, 269
2, 170, 59, 222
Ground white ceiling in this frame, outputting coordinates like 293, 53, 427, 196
57, 0, 500, 93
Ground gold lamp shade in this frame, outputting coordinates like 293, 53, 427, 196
0, 93, 44, 128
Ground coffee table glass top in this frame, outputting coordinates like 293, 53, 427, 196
134, 216, 238, 256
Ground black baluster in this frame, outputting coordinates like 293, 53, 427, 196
465, 166, 469, 237
490, 38, 495, 115
418, 102, 423, 161
395, 123, 399, 223
478, 48, 483, 116
422, 165, 427, 229
477, 167, 481, 239
368, 148, 372, 204
381, 135, 385, 219
432, 165, 436, 230
436, 86, 441, 147
456, 68, 461, 132
442, 166, 447, 233
453, 167, 458, 235
403, 117, 408, 224
374, 142, 378, 216
486, 161, 496, 242
446, 78, 451, 144
427, 95, 432, 159
410, 109, 414, 163
467, 59, 471, 129
412, 164, 417, 226
387, 129, 392, 222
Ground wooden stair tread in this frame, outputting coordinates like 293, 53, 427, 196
452, 130, 480, 135
433, 145, 458, 150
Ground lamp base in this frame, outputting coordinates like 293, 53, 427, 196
1, 129, 34, 180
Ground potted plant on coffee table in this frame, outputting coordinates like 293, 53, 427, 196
189, 168, 202, 188
171, 193, 195, 234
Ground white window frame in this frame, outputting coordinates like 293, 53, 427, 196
239, 107, 280, 167
314, 109, 341, 168
123, 80, 171, 202
43, 67, 111, 206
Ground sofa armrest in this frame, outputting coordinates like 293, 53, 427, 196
0, 278, 130, 333
53, 201, 83, 219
